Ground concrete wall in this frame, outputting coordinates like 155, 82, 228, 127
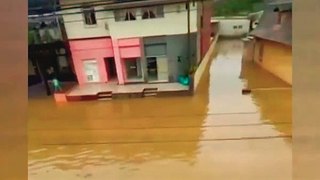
69, 38, 115, 84
166, 33, 197, 81
213, 17, 250, 37
242, 39, 255, 62
254, 39, 292, 85
61, 2, 198, 40
199, 0, 213, 59
193, 33, 219, 92
62, 6, 111, 39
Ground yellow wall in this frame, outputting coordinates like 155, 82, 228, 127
254, 39, 292, 85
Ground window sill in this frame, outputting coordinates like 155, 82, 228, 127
84, 24, 98, 28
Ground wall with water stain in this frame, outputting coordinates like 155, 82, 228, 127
254, 39, 292, 85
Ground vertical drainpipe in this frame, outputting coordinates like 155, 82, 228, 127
187, 0, 193, 94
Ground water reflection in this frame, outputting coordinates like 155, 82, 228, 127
28, 39, 291, 180
240, 61, 292, 136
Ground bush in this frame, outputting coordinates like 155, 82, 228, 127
214, 0, 264, 16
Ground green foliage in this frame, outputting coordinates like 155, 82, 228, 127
214, 0, 264, 16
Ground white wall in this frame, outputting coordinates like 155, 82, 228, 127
62, 7, 111, 39
213, 18, 250, 37
61, 3, 198, 39
107, 3, 198, 39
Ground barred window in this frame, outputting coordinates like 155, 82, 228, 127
142, 6, 164, 19
83, 7, 97, 25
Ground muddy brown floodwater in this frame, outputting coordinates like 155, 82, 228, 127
28, 39, 292, 180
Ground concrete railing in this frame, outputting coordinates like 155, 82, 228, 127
192, 33, 220, 92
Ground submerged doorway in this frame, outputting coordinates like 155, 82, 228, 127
105, 57, 118, 82
124, 58, 143, 82
147, 56, 169, 82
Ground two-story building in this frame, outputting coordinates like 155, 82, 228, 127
59, 0, 213, 86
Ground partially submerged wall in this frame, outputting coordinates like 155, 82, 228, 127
193, 33, 220, 92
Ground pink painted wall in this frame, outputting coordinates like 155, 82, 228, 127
113, 38, 142, 83
200, 1, 213, 59
120, 47, 141, 58
69, 38, 114, 85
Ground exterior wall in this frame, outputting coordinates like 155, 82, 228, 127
242, 39, 255, 62
199, 0, 213, 59
115, 38, 142, 83
214, 17, 250, 37
193, 32, 219, 92
106, 3, 198, 39
61, 2, 198, 40
69, 38, 115, 84
166, 33, 197, 81
62, 7, 111, 39
211, 21, 220, 36
254, 39, 292, 85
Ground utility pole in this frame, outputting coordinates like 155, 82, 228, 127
187, 0, 191, 73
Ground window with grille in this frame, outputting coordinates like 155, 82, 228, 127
114, 9, 136, 21
83, 7, 97, 25
141, 6, 164, 19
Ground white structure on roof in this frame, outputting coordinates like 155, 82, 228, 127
212, 16, 250, 37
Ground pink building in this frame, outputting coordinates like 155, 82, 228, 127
61, 0, 213, 86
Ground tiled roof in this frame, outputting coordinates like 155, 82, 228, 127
250, 3, 291, 46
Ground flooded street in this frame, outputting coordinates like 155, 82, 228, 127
28, 39, 292, 180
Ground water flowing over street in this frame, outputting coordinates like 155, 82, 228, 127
28, 39, 292, 180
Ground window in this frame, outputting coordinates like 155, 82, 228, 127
83, 7, 97, 25
141, 6, 164, 19
233, 25, 238, 29
125, 11, 136, 21
238, 25, 243, 29
114, 9, 136, 21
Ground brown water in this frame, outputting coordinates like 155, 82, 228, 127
28, 39, 292, 180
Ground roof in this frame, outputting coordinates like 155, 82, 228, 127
249, 3, 291, 46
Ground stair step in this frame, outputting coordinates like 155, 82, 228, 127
98, 94, 112, 98
144, 93, 157, 97
98, 97, 112, 101
144, 90, 157, 93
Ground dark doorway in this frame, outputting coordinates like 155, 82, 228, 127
147, 57, 158, 81
105, 58, 117, 80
